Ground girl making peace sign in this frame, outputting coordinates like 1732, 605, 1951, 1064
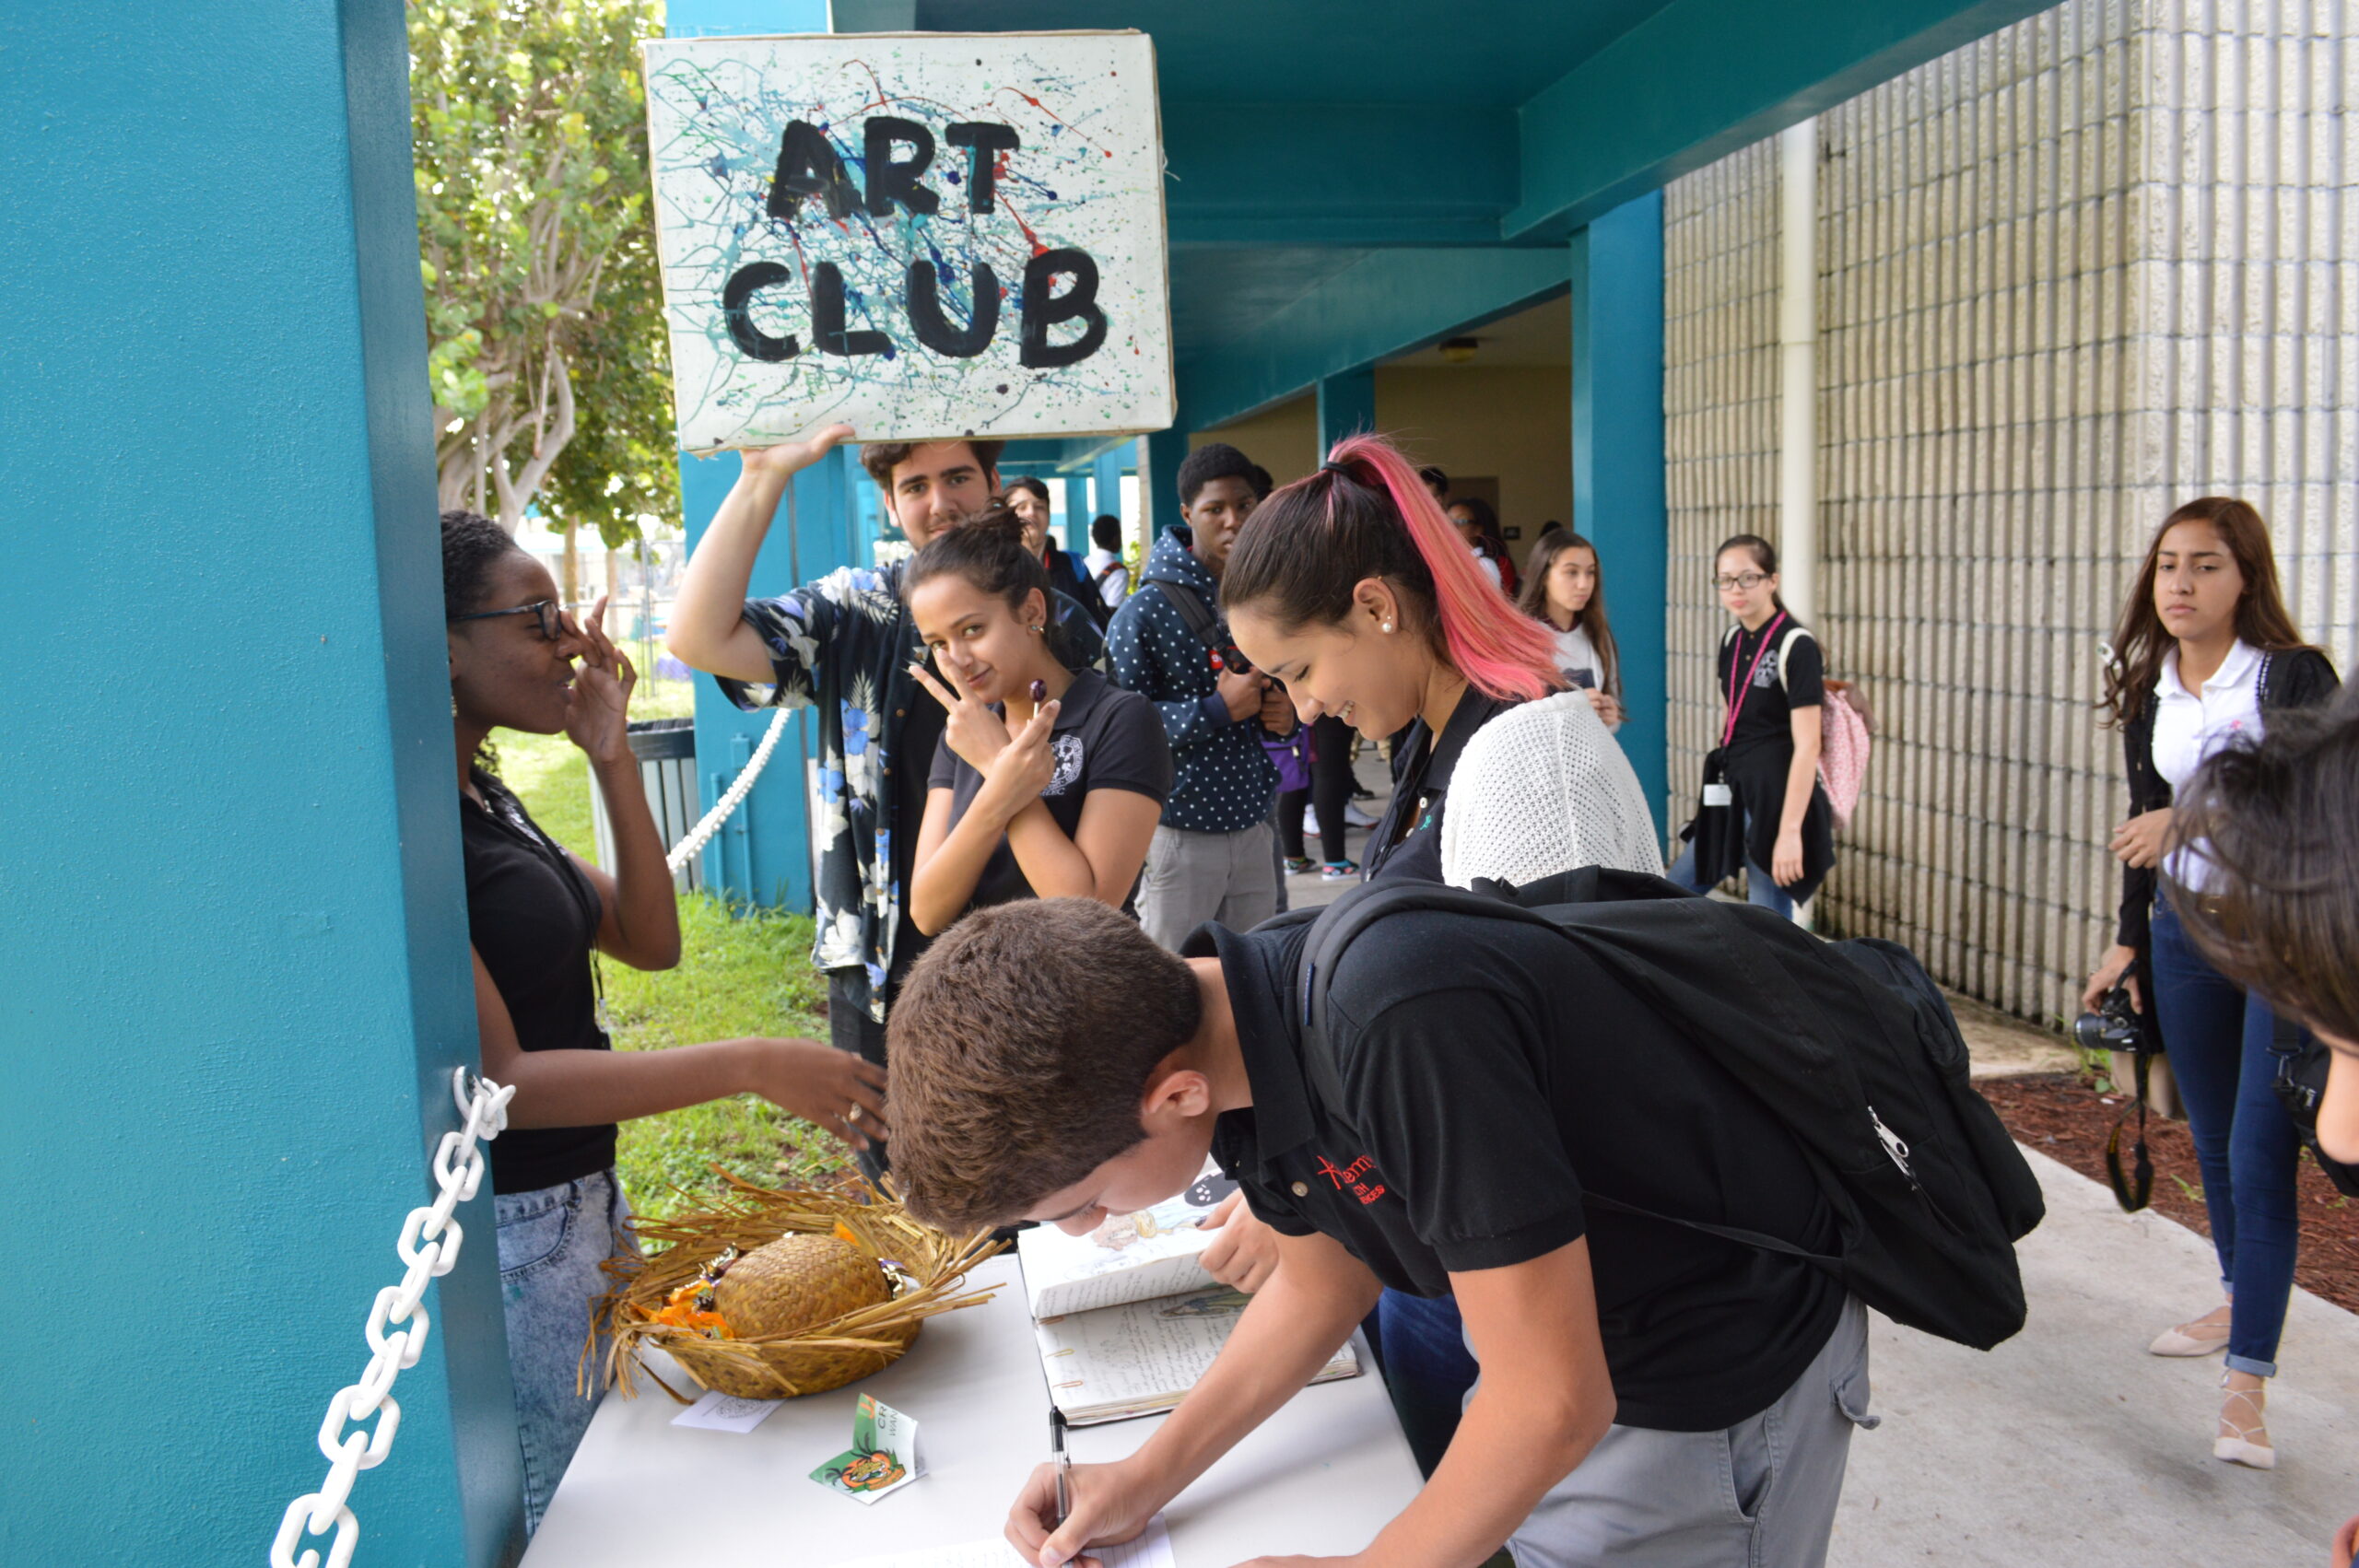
903, 508, 1172, 935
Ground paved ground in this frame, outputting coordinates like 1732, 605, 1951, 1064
1833, 1146, 2359, 1565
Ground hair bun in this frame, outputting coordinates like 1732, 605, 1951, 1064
950, 501, 1030, 544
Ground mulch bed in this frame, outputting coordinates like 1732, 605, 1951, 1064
1979, 1071, 2359, 1316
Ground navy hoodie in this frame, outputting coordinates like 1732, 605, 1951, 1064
1105, 525, 1277, 833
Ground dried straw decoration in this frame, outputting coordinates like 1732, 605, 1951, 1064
594, 1173, 1003, 1402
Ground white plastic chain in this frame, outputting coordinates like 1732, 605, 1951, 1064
663, 704, 792, 875
269, 1068, 515, 1568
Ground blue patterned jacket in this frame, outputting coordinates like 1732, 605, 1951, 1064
718, 565, 922, 1021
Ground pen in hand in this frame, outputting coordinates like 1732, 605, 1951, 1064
1050, 1406, 1072, 1530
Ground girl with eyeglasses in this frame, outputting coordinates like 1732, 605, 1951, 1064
1666, 533, 1833, 920
443, 511, 887, 1532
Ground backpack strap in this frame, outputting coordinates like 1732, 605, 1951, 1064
1775, 624, 1808, 692
1150, 579, 1226, 654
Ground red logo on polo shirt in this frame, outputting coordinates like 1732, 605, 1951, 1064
1316, 1154, 1387, 1205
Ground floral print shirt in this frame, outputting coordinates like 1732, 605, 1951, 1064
716, 563, 923, 1021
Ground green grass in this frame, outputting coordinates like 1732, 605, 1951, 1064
494, 669, 851, 1229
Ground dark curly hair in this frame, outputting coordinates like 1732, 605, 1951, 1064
441, 509, 522, 617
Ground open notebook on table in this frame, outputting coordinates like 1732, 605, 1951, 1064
1016, 1163, 1361, 1426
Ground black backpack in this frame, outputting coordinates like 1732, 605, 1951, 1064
1291, 868, 2046, 1351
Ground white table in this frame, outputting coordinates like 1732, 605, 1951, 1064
522, 1258, 1425, 1567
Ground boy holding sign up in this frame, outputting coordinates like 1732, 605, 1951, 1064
667, 432, 1004, 1167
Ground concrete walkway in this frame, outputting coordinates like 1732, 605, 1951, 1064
1833, 1145, 2359, 1565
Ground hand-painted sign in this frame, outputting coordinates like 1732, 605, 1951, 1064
641, 30, 1173, 451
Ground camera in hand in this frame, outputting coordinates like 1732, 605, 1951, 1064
2073, 987, 2143, 1054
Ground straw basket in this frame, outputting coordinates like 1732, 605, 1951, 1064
596, 1175, 1002, 1401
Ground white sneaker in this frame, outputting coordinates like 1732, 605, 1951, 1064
1344, 802, 1379, 828
1302, 808, 1320, 837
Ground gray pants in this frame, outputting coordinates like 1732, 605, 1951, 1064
1505, 1295, 1875, 1568
1135, 822, 1279, 950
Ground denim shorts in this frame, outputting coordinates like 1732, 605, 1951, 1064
494, 1167, 639, 1534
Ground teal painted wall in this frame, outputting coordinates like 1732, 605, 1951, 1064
1143, 427, 1188, 538
1571, 193, 1671, 840
674, 0, 837, 913
0, 2, 518, 1563
1317, 369, 1379, 451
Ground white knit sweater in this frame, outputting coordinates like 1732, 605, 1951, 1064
1439, 694, 1664, 887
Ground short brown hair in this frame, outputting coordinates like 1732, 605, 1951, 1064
858, 439, 1005, 490
2168, 682, 2359, 1043
886, 899, 1202, 1231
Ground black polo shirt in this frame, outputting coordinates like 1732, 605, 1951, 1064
928, 668, 1171, 912
1362, 688, 1514, 884
1191, 914, 1844, 1432
1719, 619, 1823, 756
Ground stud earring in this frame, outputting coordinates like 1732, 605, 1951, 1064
1030, 624, 1044, 635
1381, 621, 1394, 633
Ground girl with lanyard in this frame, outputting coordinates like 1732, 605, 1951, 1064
2078, 497, 2336, 1469
1668, 533, 1834, 919
901, 508, 1170, 933
1515, 526, 1625, 731
444, 512, 888, 1531
1213, 434, 1564, 1473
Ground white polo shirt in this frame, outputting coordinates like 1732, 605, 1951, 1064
2153, 638, 2264, 892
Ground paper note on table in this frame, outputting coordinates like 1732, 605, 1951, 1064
822, 1513, 1174, 1568
669, 1388, 780, 1433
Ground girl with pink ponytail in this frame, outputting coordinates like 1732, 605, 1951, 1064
1221, 432, 1566, 885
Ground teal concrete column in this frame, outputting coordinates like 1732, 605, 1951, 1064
671, 0, 833, 913
0, 3, 520, 1563
1064, 470, 1093, 551
1092, 446, 1128, 539
1144, 427, 1188, 538
1317, 368, 1379, 452
1571, 191, 1671, 841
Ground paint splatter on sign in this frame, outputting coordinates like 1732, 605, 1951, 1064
641, 30, 1173, 451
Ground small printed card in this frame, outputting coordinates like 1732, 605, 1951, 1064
670, 1388, 781, 1434
809, 1394, 923, 1504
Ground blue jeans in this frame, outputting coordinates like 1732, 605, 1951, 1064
1667, 810, 1795, 920
1374, 1289, 1481, 1477
2149, 898, 2300, 1375
496, 1168, 639, 1532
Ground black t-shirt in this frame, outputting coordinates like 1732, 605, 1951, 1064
1362, 688, 1514, 884
1195, 915, 1844, 1432
463, 775, 616, 1195
1718, 617, 1823, 755
925, 669, 1172, 913
886, 682, 949, 995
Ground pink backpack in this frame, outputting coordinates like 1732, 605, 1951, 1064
1778, 626, 1873, 831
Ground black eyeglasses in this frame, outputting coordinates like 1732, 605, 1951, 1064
449, 599, 568, 641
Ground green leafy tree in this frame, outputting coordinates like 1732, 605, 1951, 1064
410, 0, 676, 569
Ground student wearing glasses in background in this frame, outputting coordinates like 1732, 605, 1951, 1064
1667, 533, 1834, 920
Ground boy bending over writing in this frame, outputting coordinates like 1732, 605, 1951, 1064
887, 898, 1872, 1568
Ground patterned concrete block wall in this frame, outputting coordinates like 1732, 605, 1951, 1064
1663, 138, 1783, 837
1662, 0, 2359, 1026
